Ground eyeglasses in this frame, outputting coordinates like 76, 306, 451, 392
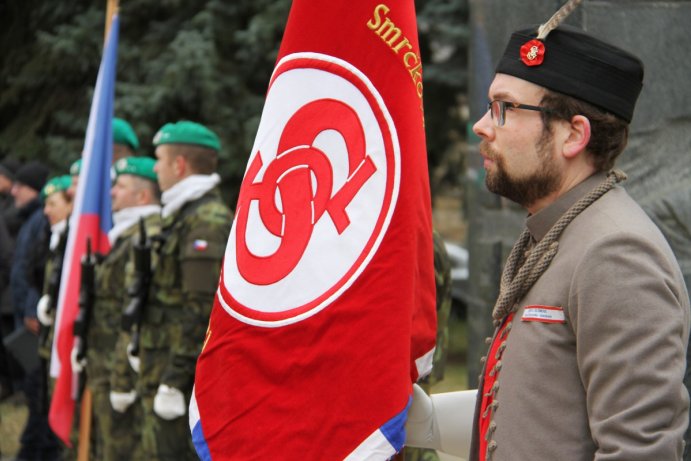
487, 100, 555, 127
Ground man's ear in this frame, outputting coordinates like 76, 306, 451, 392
562, 115, 591, 159
174, 154, 186, 178
134, 185, 148, 206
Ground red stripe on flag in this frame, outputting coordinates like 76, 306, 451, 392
49, 216, 110, 444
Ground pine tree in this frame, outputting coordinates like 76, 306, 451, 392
0, 0, 468, 204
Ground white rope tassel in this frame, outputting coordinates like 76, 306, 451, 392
537, 0, 584, 40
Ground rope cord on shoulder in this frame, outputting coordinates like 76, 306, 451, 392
492, 170, 627, 324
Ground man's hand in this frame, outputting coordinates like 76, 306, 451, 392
405, 383, 441, 450
37, 295, 53, 326
405, 385, 477, 458
110, 389, 138, 413
153, 384, 186, 420
70, 345, 86, 373
24, 317, 40, 335
126, 342, 140, 373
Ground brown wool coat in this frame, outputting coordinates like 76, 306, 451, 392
470, 173, 690, 461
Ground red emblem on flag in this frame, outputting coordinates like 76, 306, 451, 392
220, 54, 397, 325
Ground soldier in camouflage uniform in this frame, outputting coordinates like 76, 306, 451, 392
76, 157, 161, 460
41, 152, 125, 459
112, 117, 140, 163
37, 175, 73, 359
138, 121, 232, 460
36, 176, 72, 448
403, 230, 453, 461
67, 117, 139, 200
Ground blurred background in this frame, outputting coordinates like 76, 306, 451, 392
0, 0, 471, 211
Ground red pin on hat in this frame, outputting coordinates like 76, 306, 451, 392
520, 0, 584, 66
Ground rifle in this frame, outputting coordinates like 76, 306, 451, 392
39, 220, 70, 349
121, 218, 152, 358
38, 220, 69, 415
72, 238, 96, 398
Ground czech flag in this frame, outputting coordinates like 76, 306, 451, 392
191, 1, 436, 459
48, 15, 118, 446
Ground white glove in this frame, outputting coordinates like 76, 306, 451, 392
126, 342, 140, 373
405, 384, 477, 458
153, 384, 186, 420
37, 294, 53, 326
110, 389, 138, 413
406, 384, 441, 450
70, 345, 86, 373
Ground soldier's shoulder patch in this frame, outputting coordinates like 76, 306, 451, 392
193, 239, 209, 252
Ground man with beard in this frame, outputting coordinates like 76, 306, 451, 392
405, 2, 689, 461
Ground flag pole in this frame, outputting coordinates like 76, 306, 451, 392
104, 0, 119, 43
76, 4, 118, 459
76, 388, 93, 461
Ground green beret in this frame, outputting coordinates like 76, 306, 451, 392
113, 156, 157, 182
70, 159, 82, 176
41, 175, 72, 199
152, 121, 220, 152
113, 118, 140, 150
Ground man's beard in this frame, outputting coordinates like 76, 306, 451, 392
481, 130, 562, 208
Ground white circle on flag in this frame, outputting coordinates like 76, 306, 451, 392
218, 52, 400, 327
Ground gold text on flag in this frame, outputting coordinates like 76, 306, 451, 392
367, 4, 423, 100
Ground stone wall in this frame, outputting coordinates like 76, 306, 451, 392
465, 0, 691, 387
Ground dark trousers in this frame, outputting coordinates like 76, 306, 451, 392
0, 313, 23, 395
17, 365, 62, 461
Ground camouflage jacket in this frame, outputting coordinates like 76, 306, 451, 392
38, 225, 70, 360
38, 253, 59, 360
423, 230, 452, 386
139, 188, 232, 394
108, 212, 163, 392
87, 212, 162, 387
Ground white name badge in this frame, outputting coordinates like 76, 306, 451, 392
521, 305, 566, 324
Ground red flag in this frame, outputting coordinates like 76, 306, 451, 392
48, 16, 117, 445
191, 2, 435, 459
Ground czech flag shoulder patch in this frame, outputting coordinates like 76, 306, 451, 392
193, 239, 209, 252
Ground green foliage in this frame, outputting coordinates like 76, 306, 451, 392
114, 0, 291, 203
0, 0, 101, 167
0, 0, 291, 205
418, 0, 470, 197
0, 0, 467, 205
